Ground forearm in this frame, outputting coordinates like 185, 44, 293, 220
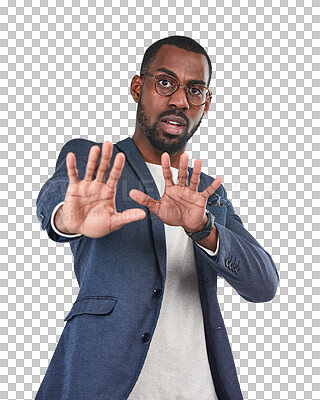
184, 212, 219, 253
52, 202, 82, 237
195, 224, 218, 252
210, 222, 279, 302
36, 139, 89, 242
37, 179, 82, 243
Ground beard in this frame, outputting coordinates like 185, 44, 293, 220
137, 100, 203, 154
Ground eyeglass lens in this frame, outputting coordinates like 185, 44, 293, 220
155, 75, 208, 106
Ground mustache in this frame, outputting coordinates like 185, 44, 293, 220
158, 110, 189, 127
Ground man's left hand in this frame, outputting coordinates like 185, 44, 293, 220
129, 152, 222, 233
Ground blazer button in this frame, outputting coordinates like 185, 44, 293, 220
152, 289, 162, 298
141, 333, 151, 343
40, 212, 45, 222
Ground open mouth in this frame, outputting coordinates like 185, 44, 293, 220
161, 117, 186, 135
161, 121, 184, 135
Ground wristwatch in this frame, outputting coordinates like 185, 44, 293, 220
185, 210, 215, 241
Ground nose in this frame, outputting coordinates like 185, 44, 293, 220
167, 85, 189, 110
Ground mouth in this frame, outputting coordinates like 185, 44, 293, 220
161, 117, 186, 136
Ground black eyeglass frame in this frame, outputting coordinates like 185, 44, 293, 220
142, 72, 212, 107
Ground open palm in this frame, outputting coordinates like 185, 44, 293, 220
129, 152, 222, 233
61, 141, 146, 238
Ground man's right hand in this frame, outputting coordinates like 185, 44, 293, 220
54, 141, 146, 238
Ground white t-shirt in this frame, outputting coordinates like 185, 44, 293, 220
128, 163, 218, 400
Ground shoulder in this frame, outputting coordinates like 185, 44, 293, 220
56, 138, 120, 168
55, 138, 99, 169
59, 138, 101, 158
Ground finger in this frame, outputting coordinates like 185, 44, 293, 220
129, 189, 159, 213
112, 208, 146, 230
161, 153, 174, 187
189, 159, 202, 191
95, 141, 113, 182
84, 145, 101, 182
66, 152, 80, 184
201, 176, 223, 199
177, 153, 189, 187
105, 152, 125, 196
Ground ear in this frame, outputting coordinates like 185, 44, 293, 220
202, 95, 211, 117
130, 75, 143, 103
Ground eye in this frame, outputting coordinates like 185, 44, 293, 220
158, 78, 173, 88
189, 86, 203, 96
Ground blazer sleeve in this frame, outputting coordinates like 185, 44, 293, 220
35, 138, 97, 243
197, 184, 279, 303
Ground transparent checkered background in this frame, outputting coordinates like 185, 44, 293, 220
0, 0, 319, 399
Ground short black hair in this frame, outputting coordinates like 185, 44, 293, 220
140, 35, 212, 87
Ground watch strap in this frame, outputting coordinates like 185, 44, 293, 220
185, 210, 215, 241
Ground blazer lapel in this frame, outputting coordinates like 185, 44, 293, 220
115, 137, 167, 277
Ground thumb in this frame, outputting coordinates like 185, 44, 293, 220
129, 189, 158, 212
112, 208, 146, 230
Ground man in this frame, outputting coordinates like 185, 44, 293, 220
35, 36, 279, 400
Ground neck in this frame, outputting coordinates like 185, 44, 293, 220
132, 127, 185, 168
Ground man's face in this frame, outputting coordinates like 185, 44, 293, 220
136, 45, 211, 154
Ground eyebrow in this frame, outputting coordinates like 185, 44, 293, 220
155, 67, 207, 87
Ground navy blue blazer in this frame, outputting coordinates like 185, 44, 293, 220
35, 137, 279, 400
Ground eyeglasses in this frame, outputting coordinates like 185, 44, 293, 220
142, 72, 212, 107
